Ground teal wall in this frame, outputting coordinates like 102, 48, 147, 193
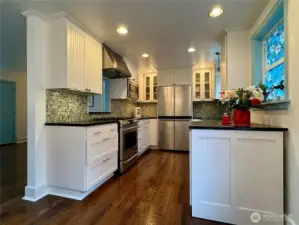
0, 4, 27, 72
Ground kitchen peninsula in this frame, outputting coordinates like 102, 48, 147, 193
189, 121, 288, 225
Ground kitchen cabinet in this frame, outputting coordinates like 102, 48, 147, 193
139, 72, 157, 102
193, 68, 215, 101
149, 119, 158, 147
138, 119, 158, 156
47, 123, 118, 200
157, 68, 192, 86
190, 129, 283, 225
48, 18, 102, 94
138, 119, 150, 155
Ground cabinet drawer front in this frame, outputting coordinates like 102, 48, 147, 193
86, 137, 118, 165
87, 152, 117, 190
86, 124, 118, 144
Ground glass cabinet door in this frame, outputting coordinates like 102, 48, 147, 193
204, 71, 211, 99
153, 75, 157, 101
145, 76, 150, 101
195, 73, 201, 99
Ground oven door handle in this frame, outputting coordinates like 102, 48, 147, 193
123, 152, 139, 164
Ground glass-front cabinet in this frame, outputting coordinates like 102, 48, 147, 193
193, 69, 213, 101
143, 73, 157, 102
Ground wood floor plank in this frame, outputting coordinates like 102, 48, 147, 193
1, 149, 227, 225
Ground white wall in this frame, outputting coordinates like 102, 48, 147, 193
226, 29, 250, 89
250, 0, 299, 223
0, 71, 27, 142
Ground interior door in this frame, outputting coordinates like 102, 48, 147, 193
158, 119, 174, 150
174, 119, 190, 151
175, 85, 192, 116
0, 80, 16, 145
158, 86, 174, 116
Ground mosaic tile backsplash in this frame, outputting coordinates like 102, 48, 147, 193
193, 100, 226, 120
46, 90, 158, 122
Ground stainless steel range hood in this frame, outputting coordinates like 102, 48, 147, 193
102, 44, 132, 79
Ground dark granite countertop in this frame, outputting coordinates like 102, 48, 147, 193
45, 120, 119, 127
189, 120, 288, 132
137, 117, 157, 120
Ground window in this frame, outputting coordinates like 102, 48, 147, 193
263, 20, 285, 99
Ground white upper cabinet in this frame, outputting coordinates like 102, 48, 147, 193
157, 68, 192, 86
193, 68, 215, 101
85, 36, 103, 94
139, 72, 157, 102
49, 18, 102, 94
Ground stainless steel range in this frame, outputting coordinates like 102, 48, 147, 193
119, 119, 139, 173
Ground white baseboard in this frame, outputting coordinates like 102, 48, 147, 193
23, 185, 48, 202
48, 173, 114, 200
17, 137, 27, 143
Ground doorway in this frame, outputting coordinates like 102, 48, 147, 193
0, 80, 16, 145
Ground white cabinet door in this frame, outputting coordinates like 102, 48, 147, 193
191, 131, 235, 224
157, 70, 174, 86
67, 22, 86, 91
149, 119, 158, 146
174, 68, 192, 85
86, 37, 102, 94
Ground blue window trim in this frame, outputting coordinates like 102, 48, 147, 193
251, 0, 288, 99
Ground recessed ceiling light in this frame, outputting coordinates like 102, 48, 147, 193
209, 5, 223, 18
117, 26, 128, 35
142, 53, 149, 58
188, 47, 196, 53
201, 65, 206, 68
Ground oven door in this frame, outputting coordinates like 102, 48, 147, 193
121, 126, 138, 162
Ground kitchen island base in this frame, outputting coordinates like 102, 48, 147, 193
190, 129, 284, 225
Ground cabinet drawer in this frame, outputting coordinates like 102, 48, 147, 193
86, 124, 117, 145
87, 151, 117, 190
86, 137, 118, 165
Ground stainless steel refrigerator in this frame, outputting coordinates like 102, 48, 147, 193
158, 85, 192, 151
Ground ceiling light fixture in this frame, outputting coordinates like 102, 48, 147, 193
209, 5, 223, 18
188, 47, 196, 53
117, 26, 128, 35
142, 53, 149, 58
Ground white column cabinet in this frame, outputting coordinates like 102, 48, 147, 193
49, 18, 102, 94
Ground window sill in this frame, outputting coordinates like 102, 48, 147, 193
252, 100, 290, 111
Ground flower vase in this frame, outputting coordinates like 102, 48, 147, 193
233, 109, 251, 125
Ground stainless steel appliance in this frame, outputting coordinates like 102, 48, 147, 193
128, 79, 139, 100
119, 119, 139, 173
102, 44, 132, 78
158, 85, 192, 151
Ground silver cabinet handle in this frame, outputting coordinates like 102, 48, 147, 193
94, 131, 102, 136
110, 129, 116, 132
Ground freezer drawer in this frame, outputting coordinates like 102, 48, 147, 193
158, 119, 174, 150
175, 119, 190, 151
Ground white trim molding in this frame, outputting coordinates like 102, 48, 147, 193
23, 185, 48, 202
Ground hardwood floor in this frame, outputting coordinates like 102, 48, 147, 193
0, 143, 27, 205
0, 150, 226, 225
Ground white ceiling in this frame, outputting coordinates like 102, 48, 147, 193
1, 0, 267, 73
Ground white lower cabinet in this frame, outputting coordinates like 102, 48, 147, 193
190, 130, 283, 225
138, 119, 158, 156
47, 123, 118, 200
